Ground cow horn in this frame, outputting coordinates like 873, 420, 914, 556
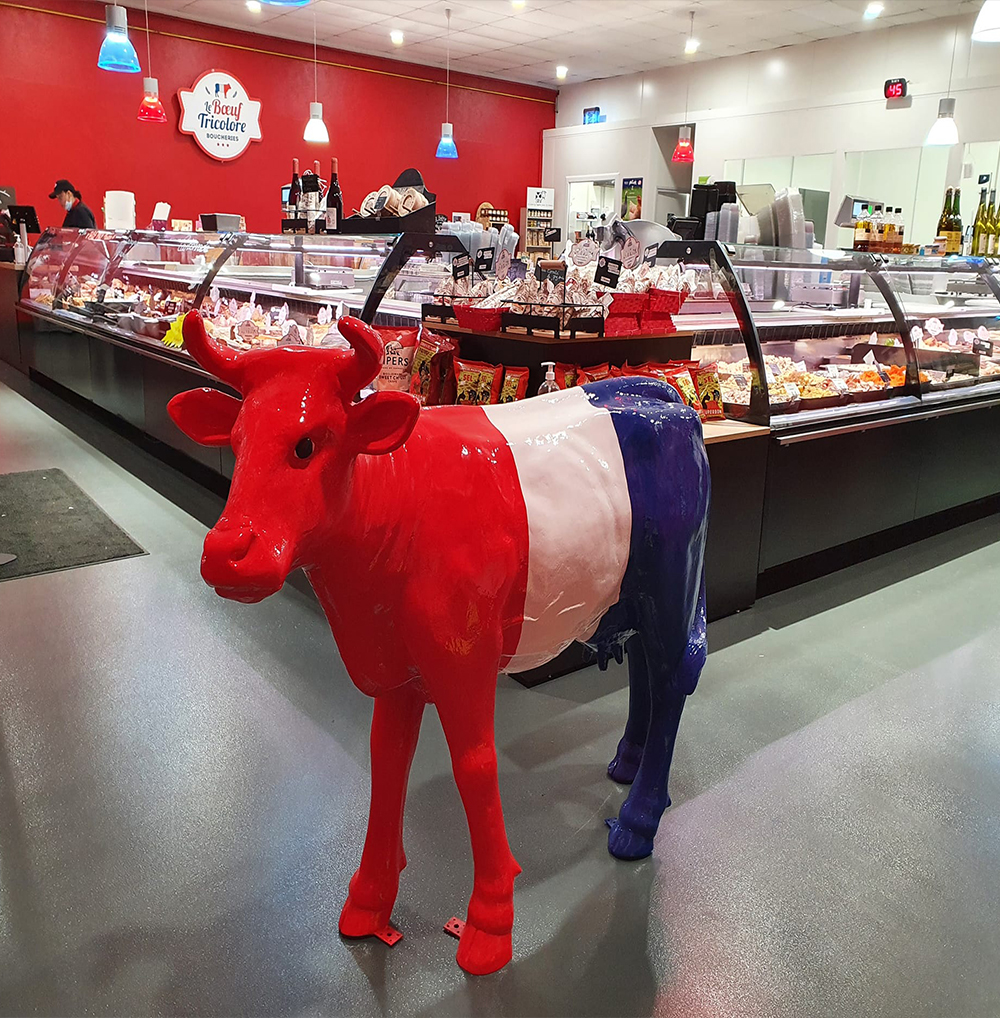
336, 316, 384, 394
182, 310, 243, 388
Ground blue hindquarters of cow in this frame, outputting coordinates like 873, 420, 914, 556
580, 377, 711, 688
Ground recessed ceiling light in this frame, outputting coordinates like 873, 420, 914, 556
864, 2, 884, 18
390, 29, 404, 45
512, 0, 526, 8
556, 65, 568, 80
245, 0, 261, 11
684, 37, 699, 54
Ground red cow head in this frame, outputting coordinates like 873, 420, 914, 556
168, 311, 419, 603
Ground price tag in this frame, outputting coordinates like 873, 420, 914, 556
600, 292, 615, 310
594, 255, 622, 288
163, 299, 180, 315
474, 246, 496, 273
764, 363, 776, 383
373, 193, 388, 213
831, 377, 849, 393
269, 306, 283, 324
877, 366, 891, 384
643, 243, 659, 267
784, 382, 801, 401
543, 227, 562, 243
452, 253, 472, 281
826, 363, 839, 378
570, 238, 599, 266
535, 262, 567, 286
237, 320, 259, 340
973, 336, 992, 355
863, 349, 877, 366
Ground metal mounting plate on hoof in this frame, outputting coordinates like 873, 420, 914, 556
443, 917, 466, 939
375, 926, 403, 947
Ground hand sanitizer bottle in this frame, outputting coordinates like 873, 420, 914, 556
538, 361, 559, 395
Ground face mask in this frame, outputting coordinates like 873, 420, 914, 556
62, 198, 73, 211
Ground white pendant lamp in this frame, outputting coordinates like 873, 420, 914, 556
973, 0, 1000, 41
436, 9, 458, 158
925, 29, 959, 147
303, 11, 329, 143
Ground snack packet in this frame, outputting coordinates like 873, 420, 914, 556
583, 362, 611, 381
555, 362, 578, 389
476, 361, 504, 405
693, 362, 725, 421
454, 357, 483, 405
409, 330, 456, 405
498, 366, 529, 403
374, 326, 419, 391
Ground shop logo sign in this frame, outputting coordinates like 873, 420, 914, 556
178, 70, 263, 162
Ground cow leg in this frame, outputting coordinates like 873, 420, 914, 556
608, 580, 706, 861
608, 633, 650, 784
435, 680, 521, 976
339, 683, 425, 938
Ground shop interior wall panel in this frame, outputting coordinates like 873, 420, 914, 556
759, 425, 922, 571
0, 269, 23, 370
705, 435, 767, 620
141, 358, 223, 474
88, 338, 145, 430
1, 1, 556, 236
913, 405, 1000, 519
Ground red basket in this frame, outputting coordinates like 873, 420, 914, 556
639, 311, 677, 335
604, 313, 641, 337
647, 288, 687, 314
453, 304, 503, 332
599, 291, 648, 314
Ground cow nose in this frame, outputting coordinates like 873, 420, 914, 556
205, 518, 255, 565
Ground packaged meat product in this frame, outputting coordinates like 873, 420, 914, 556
408, 330, 456, 406
475, 361, 504, 404
498, 366, 529, 402
604, 313, 640, 337
374, 326, 419, 391
454, 357, 483, 405
555, 363, 578, 389
693, 362, 725, 421
583, 362, 611, 382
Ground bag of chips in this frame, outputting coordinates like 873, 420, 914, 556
454, 357, 483, 405
555, 363, 578, 389
476, 361, 504, 404
409, 330, 456, 406
583, 362, 611, 382
374, 327, 419, 391
499, 366, 530, 402
664, 366, 704, 414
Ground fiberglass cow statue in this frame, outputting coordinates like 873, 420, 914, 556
168, 310, 710, 976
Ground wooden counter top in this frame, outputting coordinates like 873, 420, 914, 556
702, 419, 769, 445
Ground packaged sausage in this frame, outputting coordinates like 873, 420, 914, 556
454, 357, 483, 405
499, 366, 529, 402
693, 362, 725, 421
555, 362, 578, 389
374, 326, 419, 391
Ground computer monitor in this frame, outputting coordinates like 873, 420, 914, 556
7, 205, 40, 233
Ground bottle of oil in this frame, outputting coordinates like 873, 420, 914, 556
894, 208, 905, 253
870, 204, 885, 253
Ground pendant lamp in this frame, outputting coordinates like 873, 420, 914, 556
303, 11, 329, 143
672, 12, 696, 163
973, 0, 1000, 42
436, 9, 458, 158
98, 4, 140, 73
672, 125, 694, 163
136, 1, 166, 123
925, 29, 959, 146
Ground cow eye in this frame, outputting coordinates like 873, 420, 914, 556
294, 436, 314, 460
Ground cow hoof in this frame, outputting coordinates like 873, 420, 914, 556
606, 818, 654, 861
339, 895, 393, 939
607, 739, 643, 784
456, 923, 513, 975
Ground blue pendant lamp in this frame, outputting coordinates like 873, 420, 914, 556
436, 8, 458, 158
98, 4, 141, 73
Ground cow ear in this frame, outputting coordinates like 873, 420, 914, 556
167, 388, 242, 446
347, 391, 419, 456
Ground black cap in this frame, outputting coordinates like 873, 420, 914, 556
49, 179, 75, 199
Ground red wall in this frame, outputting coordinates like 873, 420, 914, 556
0, 0, 556, 233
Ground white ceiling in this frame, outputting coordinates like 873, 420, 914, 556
123, 0, 981, 88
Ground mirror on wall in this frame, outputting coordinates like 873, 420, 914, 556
723, 153, 833, 244
959, 142, 1000, 226
839, 146, 950, 251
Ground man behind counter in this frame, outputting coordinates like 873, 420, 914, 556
49, 179, 96, 229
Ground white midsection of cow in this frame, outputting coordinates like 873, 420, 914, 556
483, 387, 632, 672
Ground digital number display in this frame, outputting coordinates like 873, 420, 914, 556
884, 78, 907, 99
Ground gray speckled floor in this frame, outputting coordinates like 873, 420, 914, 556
1, 369, 1000, 1018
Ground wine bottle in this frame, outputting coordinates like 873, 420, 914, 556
973, 187, 988, 255
949, 187, 963, 254
988, 190, 999, 256
326, 157, 344, 232
937, 188, 953, 243
289, 158, 301, 216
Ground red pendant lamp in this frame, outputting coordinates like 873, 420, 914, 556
672, 12, 696, 163
136, 0, 167, 123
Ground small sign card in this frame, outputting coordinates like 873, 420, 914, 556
474, 246, 496, 273
594, 255, 622, 289
543, 227, 562, 243
452, 253, 472, 281
643, 243, 659, 267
